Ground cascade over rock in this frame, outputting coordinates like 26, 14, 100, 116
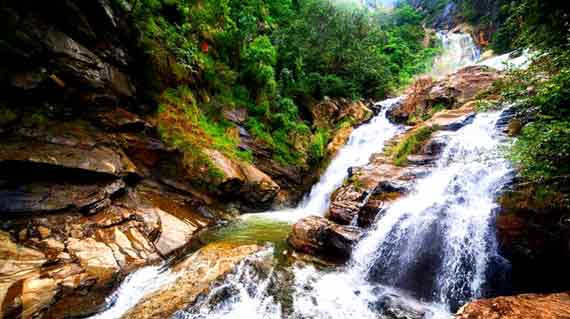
120, 243, 262, 319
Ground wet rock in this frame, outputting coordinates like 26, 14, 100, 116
123, 243, 261, 319
329, 160, 412, 226
288, 216, 363, 261
425, 106, 476, 131
456, 292, 570, 319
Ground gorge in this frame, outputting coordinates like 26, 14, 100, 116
1, 1, 570, 319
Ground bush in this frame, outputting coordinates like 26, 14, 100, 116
510, 120, 570, 180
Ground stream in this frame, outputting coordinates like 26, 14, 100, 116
92, 31, 521, 319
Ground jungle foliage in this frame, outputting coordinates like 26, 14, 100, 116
117, 0, 437, 169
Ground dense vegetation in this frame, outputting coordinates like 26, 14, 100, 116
114, 0, 437, 174
482, 0, 570, 207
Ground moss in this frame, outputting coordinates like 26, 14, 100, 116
389, 126, 436, 166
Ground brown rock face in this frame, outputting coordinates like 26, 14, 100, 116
310, 98, 373, 129
122, 243, 261, 319
456, 292, 570, 319
288, 216, 363, 261
496, 179, 570, 293
204, 149, 280, 207
388, 65, 500, 124
329, 159, 413, 226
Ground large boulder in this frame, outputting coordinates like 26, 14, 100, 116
455, 292, 570, 319
329, 159, 412, 226
204, 149, 280, 207
288, 216, 363, 261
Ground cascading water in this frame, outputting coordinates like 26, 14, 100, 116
252, 97, 403, 222
298, 98, 403, 215
178, 110, 513, 319
93, 32, 519, 319
430, 32, 481, 77
349, 111, 513, 311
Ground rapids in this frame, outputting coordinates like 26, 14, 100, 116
91, 31, 522, 319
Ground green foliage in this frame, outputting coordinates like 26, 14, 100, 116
120, 0, 438, 170
156, 86, 253, 187
509, 120, 570, 180
499, 51, 570, 183
482, 0, 570, 53
390, 126, 436, 166
309, 129, 331, 164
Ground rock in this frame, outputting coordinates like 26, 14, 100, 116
326, 126, 353, 157
456, 292, 570, 319
204, 149, 280, 207
424, 103, 476, 131
95, 108, 149, 132
496, 179, 570, 293
39, 28, 134, 98
153, 208, 197, 256
223, 108, 247, 124
66, 237, 121, 282
123, 243, 261, 319
310, 98, 372, 130
288, 216, 363, 261
389, 66, 500, 124
310, 99, 340, 129
329, 160, 412, 226
0, 136, 136, 177
0, 177, 125, 214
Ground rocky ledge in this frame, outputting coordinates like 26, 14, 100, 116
456, 292, 570, 319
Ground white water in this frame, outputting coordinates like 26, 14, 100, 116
251, 97, 403, 222
478, 49, 531, 71
348, 111, 512, 311
89, 264, 177, 319
180, 111, 513, 319
92, 32, 520, 319
431, 31, 481, 77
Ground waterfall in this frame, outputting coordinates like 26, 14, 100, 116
252, 97, 403, 222
177, 110, 513, 319
348, 111, 513, 310
431, 31, 481, 78
93, 32, 515, 319
298, 98, 403, 214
